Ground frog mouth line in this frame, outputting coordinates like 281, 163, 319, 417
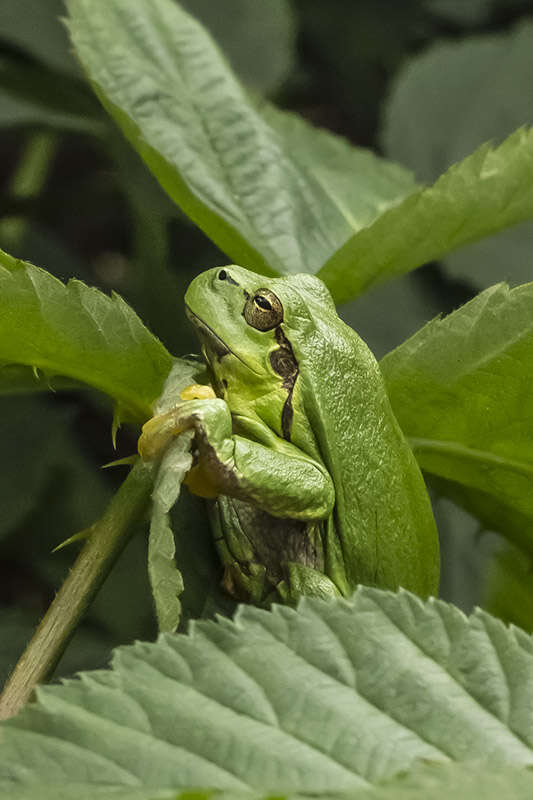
185, 306, 261, 375
185, 306, 230, 357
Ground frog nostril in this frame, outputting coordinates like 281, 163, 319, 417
217, 269, 239, 286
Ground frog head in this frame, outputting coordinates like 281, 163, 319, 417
184, 264, 332, 442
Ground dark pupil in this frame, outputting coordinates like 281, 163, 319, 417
254, 295, 272, 311
218, 269, 227, 280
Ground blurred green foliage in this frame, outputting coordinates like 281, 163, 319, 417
1, 0, 533, 684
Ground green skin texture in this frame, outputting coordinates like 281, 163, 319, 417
158, 265, 439, 604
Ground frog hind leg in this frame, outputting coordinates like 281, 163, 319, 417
222, 560, 267, 604
272, 562, 341, 605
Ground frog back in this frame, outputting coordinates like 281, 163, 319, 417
285, 291, 439, 598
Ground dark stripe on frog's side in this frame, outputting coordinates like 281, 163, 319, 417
270, 326, 299, 441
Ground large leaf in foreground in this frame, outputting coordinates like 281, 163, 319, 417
2, 588, 533, 796
3, 764, 533, 800
381, 282, 533, 551
319, 127, 533, 302
0, 248, 172, 422
65, 0, 415, 281
365, 762, 533, 800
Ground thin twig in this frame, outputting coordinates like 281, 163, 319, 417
0, 460, 153, 720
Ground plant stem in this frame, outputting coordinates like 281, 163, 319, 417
0, 460, 153, 721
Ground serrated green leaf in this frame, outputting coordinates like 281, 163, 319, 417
3, 766, 533, 800
139, 355, 228, 630
0, 248, 173, 423
0, 787, 188, 800
366, 761, 533, 800
3, 588, 533, 796
380, 282, 533, 551
319, 127, 533, 302
381, 20, 533, 290
170, 488, 235, 628
147, 358, 211, 632
65, 0, 416, 283
148, 431, 193, 633
3, 764, 533, 800
0, 364, 83, 395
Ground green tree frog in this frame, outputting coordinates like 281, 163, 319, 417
139, 265, 439, 604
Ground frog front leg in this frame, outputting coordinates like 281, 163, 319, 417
139, 397, 335, 520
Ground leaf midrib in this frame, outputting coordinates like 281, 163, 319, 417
409, 437, 533, 480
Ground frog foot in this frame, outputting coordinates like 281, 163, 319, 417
222, 561, 267, 604
138, 383, 215, 461
274, 563, 342, 605
138, 410, 183, 461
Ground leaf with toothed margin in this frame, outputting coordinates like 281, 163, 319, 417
2, 587, 533, 797
64, 0, 417, 283
319, 127, 533, 302
0, 247, 173, 423
148, 430, 193, 633
66, 0, 533, 303
0, 364, 83, 395
146, 357, 211, 632
380, 281, 533, 557
3, 764, 533, 799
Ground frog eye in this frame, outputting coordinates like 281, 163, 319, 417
243, 289, 283, 331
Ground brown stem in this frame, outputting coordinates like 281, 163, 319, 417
0, 460, 153, 720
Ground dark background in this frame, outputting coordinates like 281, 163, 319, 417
2, 0, 533, 683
